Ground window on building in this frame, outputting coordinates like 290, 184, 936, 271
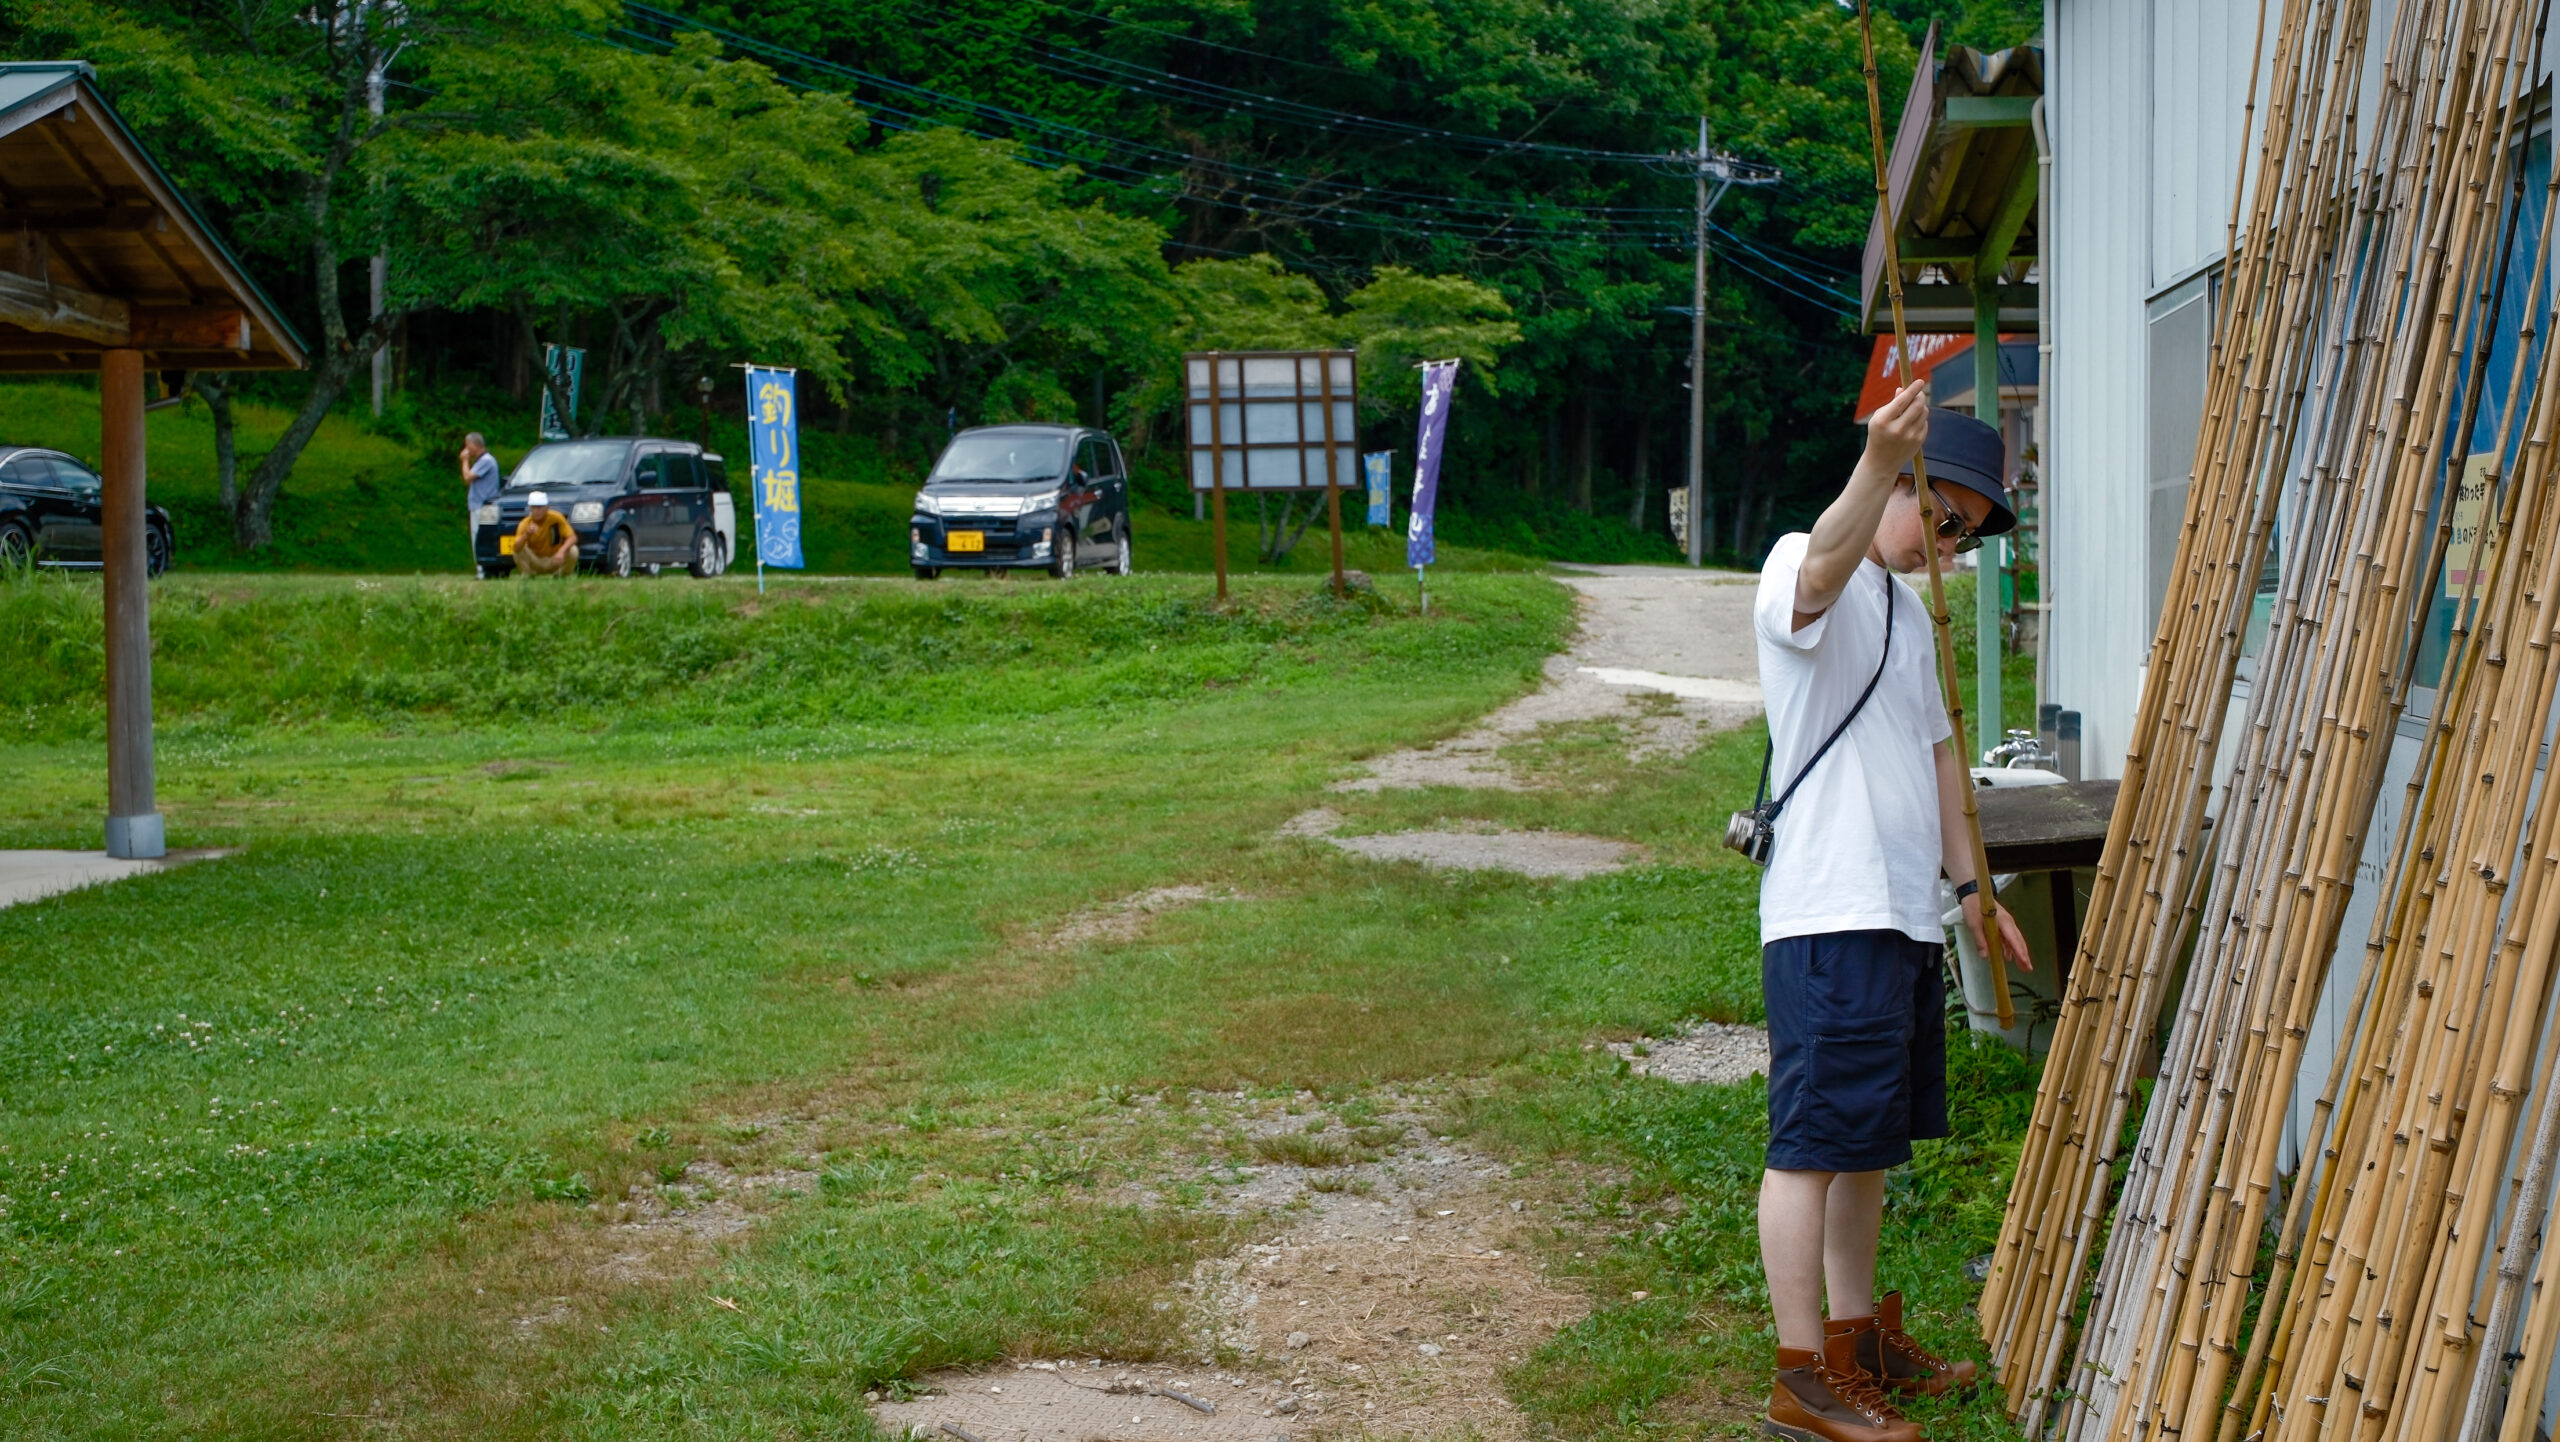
2147, 280, 2214, 634
2416, 130, 2552, 687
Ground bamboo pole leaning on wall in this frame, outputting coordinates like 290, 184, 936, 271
1976, 0, 2560, 1434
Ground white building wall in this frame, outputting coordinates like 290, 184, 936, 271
2149, 0, 2269, 291
2044, 0, 2152, 778
2046, 0, 2276, 776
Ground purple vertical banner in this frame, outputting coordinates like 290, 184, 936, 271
1407, 360, 1460, 569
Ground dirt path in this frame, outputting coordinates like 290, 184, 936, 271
876, 1093, 1594, 1441
1338, 565, 1761, 793
867, 572, 1777, 1439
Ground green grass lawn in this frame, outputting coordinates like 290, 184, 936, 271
0, 567, 2030, 1439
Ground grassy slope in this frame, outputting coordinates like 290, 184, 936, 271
0, 570, 2030, 1439
0, 381, 1545, 578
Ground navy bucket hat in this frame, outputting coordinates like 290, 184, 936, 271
1901, 407, 2016, 537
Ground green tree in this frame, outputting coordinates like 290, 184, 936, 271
395, 31, 867, 436
837, 128, 1181, 440
1, 0, 555, 549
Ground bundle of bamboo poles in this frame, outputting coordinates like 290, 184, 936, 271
1977, 0, 2560, 1435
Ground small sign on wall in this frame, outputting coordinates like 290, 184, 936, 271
2445, 452, 2496, 594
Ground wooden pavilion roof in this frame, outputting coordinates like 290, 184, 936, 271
0, 62, 304, 374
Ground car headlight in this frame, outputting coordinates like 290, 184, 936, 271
476, 503, 499, 526
569, 502, 604, 525
1022, 490, 1059, 514
914, 491, 942, 516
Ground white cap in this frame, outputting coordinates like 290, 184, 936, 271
526, 490, 549, 507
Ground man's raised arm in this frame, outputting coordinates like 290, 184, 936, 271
1790, 379, 1930, 630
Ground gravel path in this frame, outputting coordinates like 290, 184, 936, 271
1283, 808, 1640, 880
1607, 1022, 1773, 1086
1337, 566, 1762, 792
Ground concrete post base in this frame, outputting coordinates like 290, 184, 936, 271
105, 813, 165, 860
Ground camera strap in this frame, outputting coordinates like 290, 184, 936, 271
1752, 566, 1897, 824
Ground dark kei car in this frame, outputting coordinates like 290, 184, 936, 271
473, 437, 734, 579
909, 424, 1133, 579
0, 446, 173, 576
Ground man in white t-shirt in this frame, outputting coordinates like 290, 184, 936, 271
1752, 380, 2032, 1442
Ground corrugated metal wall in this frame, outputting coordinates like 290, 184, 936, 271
2149, 0, 2268, 290
2044, 0, 2152, 777
2046, 0, 2271, 776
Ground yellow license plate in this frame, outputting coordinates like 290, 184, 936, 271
947, 531, 984, 553
499, 535, 516, 556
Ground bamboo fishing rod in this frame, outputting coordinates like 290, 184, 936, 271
1997, 0, 2379, 1413
2001, 3, 2338, 1400
2260, 8, 2546, 1428
1852, 0, 2014, 1033
2133, 9, 2554, 1435
2216, 40, 2538, 1420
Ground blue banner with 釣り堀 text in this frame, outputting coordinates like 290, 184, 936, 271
1364, 451, 1394, 527
745, 366, 803, 569
1406, 361, 1459, 569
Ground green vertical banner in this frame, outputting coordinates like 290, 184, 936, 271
539, 344, 583, 441
745, 366, 802, 571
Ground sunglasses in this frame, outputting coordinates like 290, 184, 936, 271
1928, 485, 1985, 553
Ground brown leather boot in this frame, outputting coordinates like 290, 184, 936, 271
1853, 1290, 1979, 1397
1763, 1334, 1921, 1442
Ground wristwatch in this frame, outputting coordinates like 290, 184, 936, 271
1953, 879, 1980, 903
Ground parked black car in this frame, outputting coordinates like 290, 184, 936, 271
910, 424, 1133, 579
474, 437, 734, 579
0, 447, 172, 576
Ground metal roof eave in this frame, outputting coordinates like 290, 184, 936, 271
1859, 28, 2045, 336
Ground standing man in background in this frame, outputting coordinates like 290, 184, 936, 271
460, 432, 501, 549
1752, 380, 2030, 1442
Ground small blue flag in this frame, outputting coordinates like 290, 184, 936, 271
1407, 361, 1459, 569
1364, 452, 1393, 527
745, 366, 803, 570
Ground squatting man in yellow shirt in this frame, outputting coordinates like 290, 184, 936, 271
1749, 379, 2033, 1442
511, 491, 579, 578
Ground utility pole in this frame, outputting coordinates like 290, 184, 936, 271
366, 13, 389, 417
1682, 117, 1779, 567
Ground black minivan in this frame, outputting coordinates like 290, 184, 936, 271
474, 437, 731, 579
0, 446, 173, 576
910, 424, 1133, 580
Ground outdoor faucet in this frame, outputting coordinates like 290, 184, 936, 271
1983, 728, 2059, 771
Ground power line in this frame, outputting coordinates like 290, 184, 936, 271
623, 6, 1696, 226
614, 15, 1699, 246
605, 11, 1863, 316
798, 0, 1706, 134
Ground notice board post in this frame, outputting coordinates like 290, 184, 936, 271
1185, 351, 1358, 601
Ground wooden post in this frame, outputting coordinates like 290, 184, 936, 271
1974, 280, 2003, 752
1320, 352, 1346, 597
1207, 352, 1230, 603
100, 348, 161, 860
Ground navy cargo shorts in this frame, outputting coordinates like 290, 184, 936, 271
1762, 929, 1950, 1173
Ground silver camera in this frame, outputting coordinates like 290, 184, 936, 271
1724, 807, 1775, 866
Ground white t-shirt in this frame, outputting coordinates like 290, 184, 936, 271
1753, 532, 1953, 945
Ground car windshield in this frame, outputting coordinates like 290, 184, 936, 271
508, 441, 629, 489
929, 434, 1066, 483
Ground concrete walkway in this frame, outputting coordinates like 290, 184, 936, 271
0, 849, 231, 910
